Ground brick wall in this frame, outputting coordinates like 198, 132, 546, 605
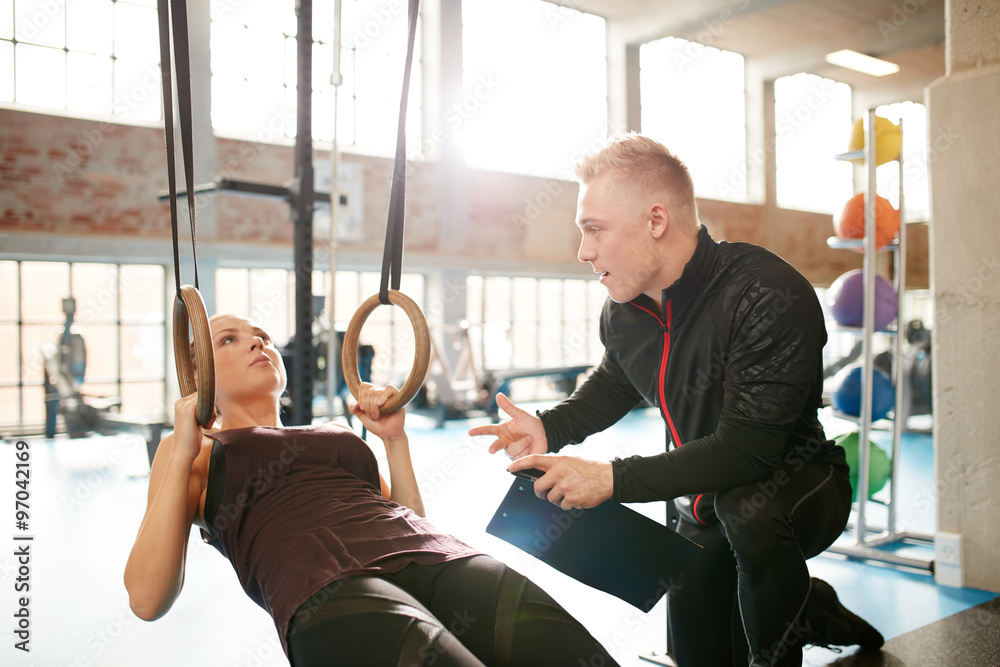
0, 107, 928, 287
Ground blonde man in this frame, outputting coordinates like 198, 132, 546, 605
472, 134, 882, 666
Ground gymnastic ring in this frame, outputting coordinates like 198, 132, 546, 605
172, 284, 216, 427
342, 289, 430, 415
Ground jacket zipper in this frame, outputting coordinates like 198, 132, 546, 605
630, 298, 707, 524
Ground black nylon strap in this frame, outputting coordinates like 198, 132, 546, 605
157, 0, 200, 294
379, 0, 420, 305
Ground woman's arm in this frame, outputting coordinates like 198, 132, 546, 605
123, 394, 207, 620
350, 384, 425, 517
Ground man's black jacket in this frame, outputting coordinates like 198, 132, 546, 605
539, 227, 848, 525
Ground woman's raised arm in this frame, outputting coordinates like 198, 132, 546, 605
124, 394, 208, 620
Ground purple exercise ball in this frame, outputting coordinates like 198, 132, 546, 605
827, 270, 898, 330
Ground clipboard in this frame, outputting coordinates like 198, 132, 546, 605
486, 478, 703, 611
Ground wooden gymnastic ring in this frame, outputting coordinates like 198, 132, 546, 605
173, 285, 216, 427
342, 289, 430, 414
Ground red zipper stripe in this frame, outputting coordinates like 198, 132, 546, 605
631, 299, 707, 524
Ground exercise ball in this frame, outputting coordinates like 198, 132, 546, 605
831, 364, 895, 422
827, 270, 898, 330
847, 115, 902, 166
834, 192, 900, 249
835, 431, 892, 501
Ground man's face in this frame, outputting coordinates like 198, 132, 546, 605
576, 174, 659, 303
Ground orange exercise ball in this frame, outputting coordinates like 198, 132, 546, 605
847, 116, 902, 166
834, 193, 900, 249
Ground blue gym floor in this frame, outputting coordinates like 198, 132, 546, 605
0, 404, 994, 666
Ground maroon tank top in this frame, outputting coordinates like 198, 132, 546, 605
200, 423, 480, 654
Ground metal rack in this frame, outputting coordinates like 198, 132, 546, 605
825, 109, 933, 571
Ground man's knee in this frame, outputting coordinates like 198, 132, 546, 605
714, 481, 787, 549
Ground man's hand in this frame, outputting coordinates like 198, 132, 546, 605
468, 393, 548, 459
509, 455, 613, 510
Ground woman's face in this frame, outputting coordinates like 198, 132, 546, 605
208, 315, 287, 408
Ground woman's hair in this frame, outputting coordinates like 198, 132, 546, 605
575, 133, 700, 235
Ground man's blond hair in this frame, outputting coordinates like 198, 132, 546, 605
575, 133, 699, 235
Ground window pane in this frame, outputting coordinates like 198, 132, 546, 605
483, 277, 511, 322
775, 73, 853, 214
333, 270, 360, 326
21, 262, 69, 322
538, 279, 562, 322
67, 0, 113, 56
462, 0, 605, 178
0, 261, 17, 320
641, 37, 746, 201
538, 321, 562, 366
0, 325, 18, 382
0, 3, 12, 39
120, 265, 164, 323
465, 275, 483, 324
121, 324, 163, 380
876, 101, 929, 222
510, 322, 537, 368
120, 380, 165, 417
0, 41, 13, 102
15, 0, 66, 48
72, 263, 119, 323
250, 268, 291, 344
21, 324, 63, 382
216, 268, 249, 317
0, 387, 20, 426
22, 385, 45, 425
114, 1, 156, 61
345, 0, 422, 155
15, 43, 66, 108
74, 323, 118, 381
113, 55, 161, 122
68, 52, 113, 114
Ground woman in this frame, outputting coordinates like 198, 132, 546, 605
124, 314, 618, 666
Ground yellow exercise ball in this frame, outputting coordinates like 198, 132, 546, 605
847, 116, 902, 166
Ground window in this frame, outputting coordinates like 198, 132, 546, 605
875, 101, 929, 223
465, 274, 605, 399
774, 72, 853, 214
1, 0, 161, 121
0, 260, 167, 430
210, 0, 422, 155
640, 37, 746, 201
461, 0, 607, 178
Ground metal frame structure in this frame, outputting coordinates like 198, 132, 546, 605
826, 108, 934, 570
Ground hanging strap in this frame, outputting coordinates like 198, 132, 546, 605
157, 0, 200, 293
379, 0, 420, 305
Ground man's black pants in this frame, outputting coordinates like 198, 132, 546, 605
668, 458, 852, 667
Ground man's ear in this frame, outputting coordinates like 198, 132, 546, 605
648, 202, 669, 239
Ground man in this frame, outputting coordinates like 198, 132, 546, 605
469, 134, 883, 666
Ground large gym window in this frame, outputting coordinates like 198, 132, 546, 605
210, 0, 423, 155
774, 72, 853, 214
0, 260, 167, 431
460, 0, 607, 178
0, 0, 161, 121
640, 37, 747, 202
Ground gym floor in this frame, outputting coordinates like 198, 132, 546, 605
0, 404, 994, 666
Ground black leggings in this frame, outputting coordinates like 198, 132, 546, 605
667, 460, 852, 667
286, 555, 619, 667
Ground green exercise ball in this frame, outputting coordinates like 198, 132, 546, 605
834, 432, 892, 501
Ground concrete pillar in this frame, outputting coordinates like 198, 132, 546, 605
420, 0, 468, 257
606, 22, 641, 135
926, 0, 1000, 592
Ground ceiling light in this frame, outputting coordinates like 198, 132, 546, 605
825, 50, 900, 77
